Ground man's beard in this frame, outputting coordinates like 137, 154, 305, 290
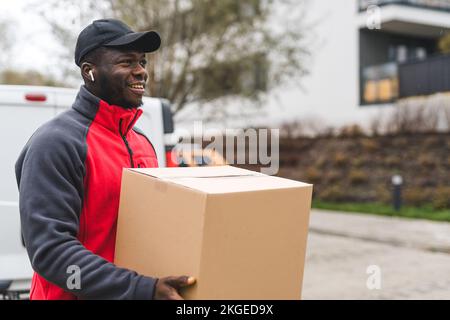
98, 75, 142, 109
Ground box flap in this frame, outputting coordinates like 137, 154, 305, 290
167, 175, 311, 194
128, 166, 311, 194
130, 165, 264, 179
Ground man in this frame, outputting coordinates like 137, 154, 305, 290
15, 19, 195, 300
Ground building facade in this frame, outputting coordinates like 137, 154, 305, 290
176, 0, 450, 132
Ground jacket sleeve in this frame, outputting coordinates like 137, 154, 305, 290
15, 128, 157, 300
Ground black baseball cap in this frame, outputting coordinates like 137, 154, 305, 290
75, 19, 161, 66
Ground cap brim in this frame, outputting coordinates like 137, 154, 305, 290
104, 31, 161, 53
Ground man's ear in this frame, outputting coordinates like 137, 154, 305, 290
81, 62, 96, 82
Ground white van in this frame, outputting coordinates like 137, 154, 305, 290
0, 85, 174, 299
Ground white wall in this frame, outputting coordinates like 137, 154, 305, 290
263, 0, 362, 127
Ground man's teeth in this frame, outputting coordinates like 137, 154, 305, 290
129, 84, 144, 89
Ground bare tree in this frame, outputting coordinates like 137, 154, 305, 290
30, 0, 110, 84
0, 69, 65, 86
384, 95, 448, 134
0, 18, 14, 71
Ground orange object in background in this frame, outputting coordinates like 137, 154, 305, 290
165, 149, 179, 167
363, 78, 399, 104
379, 78, 394, 102
165, 143, 227, 167
364, 80, 377, 103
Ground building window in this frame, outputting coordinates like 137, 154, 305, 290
415, 47, 427, 60
362, 62, 398, 104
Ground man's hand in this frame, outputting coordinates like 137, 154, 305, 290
154, 276, 196, 300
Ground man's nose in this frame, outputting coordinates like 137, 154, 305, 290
133, 63, 148, 79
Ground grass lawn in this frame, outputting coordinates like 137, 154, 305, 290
312, 201, 450, 222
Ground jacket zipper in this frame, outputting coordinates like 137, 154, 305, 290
119, 119, 135, 168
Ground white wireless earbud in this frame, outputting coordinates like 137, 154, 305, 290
89, 70, 95, 82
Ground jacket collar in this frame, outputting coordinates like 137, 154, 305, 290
72, 85, 143, 136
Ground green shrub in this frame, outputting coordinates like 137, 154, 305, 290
432, 187, 450, 210
333, 152, 348, 167
349, 169, 369, 185
417, 154, 436, 168
393, 137, 408, 148
403, 188, 431, 206
376, 185, 391, 204
351, 157, 365, 168
424, 136, 442, 148
305, 167, 321, 183
316, 157, 328, 169
326, 169, 341, 183
360, 138, 379, 152
338, 125, 365, 138
320, 185, 346, 202
438, 32, 450, 54
384, 156, 401, 167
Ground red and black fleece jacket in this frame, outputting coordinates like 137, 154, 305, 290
15, 85, 159, 300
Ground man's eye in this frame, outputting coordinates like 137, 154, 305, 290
140, 60, 147, 67
120, 60, 132, 65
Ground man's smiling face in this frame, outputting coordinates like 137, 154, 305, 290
95, 47, 148, 109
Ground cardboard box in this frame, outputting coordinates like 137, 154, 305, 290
115, 166, 312, 299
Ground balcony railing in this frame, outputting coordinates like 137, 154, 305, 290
360, 55, 450, 103
359, 0, 450, 12
399, 54, 450, 98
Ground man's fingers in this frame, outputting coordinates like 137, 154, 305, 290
156, 276, 196, 300
165, 275, 196, 289
185, 276, 196, 286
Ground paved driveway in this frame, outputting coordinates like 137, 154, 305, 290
302, 210, 450, 300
